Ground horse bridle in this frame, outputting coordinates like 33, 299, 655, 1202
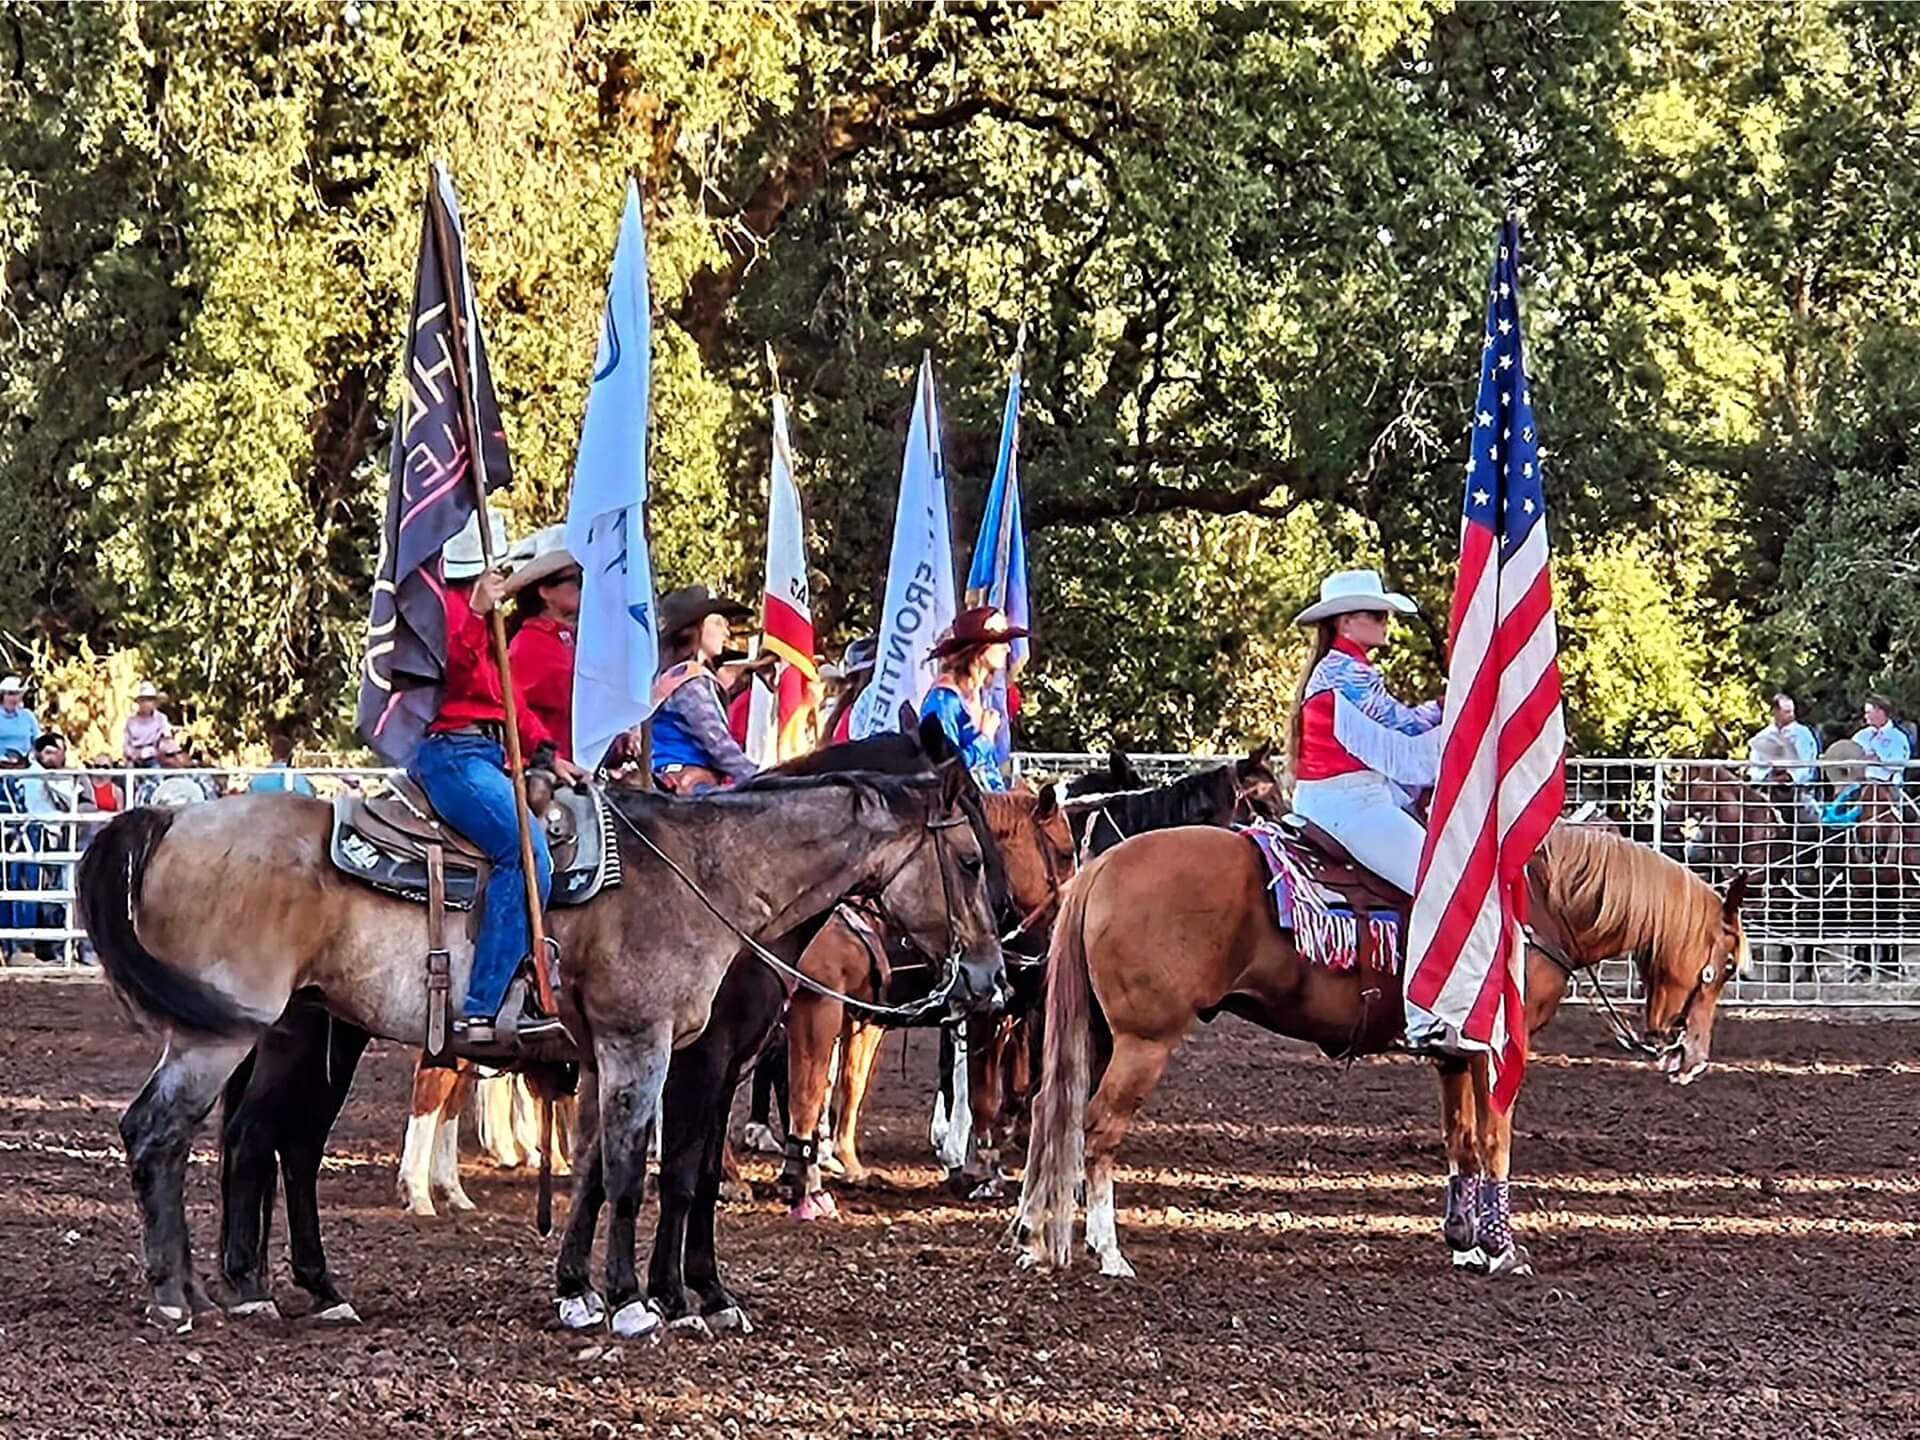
1522, 923, 1718, 1062
609, 794, 979, 1025
999, 804, 1076, 962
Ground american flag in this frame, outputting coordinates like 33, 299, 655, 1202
1403, 218, 1567, 1110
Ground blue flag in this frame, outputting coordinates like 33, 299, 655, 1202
965, 335, 1030, 765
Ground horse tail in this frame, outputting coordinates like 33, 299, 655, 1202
1018, 855, 1102, 1269
77, 807, 255, 1037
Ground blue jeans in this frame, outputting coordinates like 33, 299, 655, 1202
409, 734, 552, 1021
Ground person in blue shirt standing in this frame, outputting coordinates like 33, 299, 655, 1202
247, 732, 316, 797
0, 677, 37, 760
1854, 692, 1912, 785
919, 605, 1028, 793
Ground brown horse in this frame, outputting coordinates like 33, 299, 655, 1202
1664, 764, 1802, 890
76, 767, 1004, 1332
1017, 821, 1750, 1278
779, 786, 1077, 1215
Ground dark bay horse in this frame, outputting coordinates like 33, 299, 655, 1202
1017, 821, 1750, 1279
78, 765, 1004, 1333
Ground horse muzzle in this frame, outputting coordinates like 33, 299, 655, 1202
948, 947, 1010, 1018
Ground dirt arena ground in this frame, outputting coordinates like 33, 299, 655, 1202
1, 981, 1916, 1439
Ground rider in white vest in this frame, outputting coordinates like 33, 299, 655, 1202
1287, 569, 1443, 896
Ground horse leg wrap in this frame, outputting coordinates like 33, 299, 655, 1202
423, 845, 454, 1067
1443, 1174, 1480, 1251
1476, 1179, 1514, 1256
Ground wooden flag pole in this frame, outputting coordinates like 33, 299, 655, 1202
426, 169, 559, 1020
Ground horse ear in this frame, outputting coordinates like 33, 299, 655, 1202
1240, 739, 1275, 776
1035, 781, 1060, 820
918, 711, 955, 764
1723, 871, 1752, 917
937, 756, 970, 811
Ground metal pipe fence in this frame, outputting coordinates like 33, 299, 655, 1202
8, 756, 1919, 1011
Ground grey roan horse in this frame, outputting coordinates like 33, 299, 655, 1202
77, 762, 1004, 1334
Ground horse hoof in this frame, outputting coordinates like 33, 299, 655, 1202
1015, 1250, 1047, 1273
611, 1300, 662, 1340
227, 1299, 281, 1322
741, 1123, 782, 1156
717, 1180, 754, 1206
145, 1303, 192, 1334
967, 1177, 1007, 1202
438, 1189, 478, 1215
789, 1192, 837, 1223
1450, 1246, 1489, 1273
401, 1195, 438, 1219
705, 1306, 753, 1337
313, 1301, 362, 1326
667, 1313, 713, 1341
1485, 1245, 1534, 1280
557, 1292, 607, 1331
1097, 1250, 1136, 1280
819, 1154, 846, 1177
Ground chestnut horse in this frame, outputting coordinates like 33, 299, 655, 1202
777, 786, 1077, 1215
1018, 821, 1750, 1279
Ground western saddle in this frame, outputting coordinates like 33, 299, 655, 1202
329, 776, 619, 1060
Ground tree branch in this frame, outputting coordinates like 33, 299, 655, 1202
1030, 470, 1306, 529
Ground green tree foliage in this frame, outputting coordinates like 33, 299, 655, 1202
2, 2, 1917, 755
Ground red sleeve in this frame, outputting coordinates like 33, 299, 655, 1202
507, 630, 564, 753
444, 587, 488, 652
727, 688, 751, 746
509, 664, 551, 753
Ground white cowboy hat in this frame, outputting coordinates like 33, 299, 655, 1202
1750, 728, 1801, 770
134, 681, 160, 699
1294, 569, 1417, 626
504, 524, 580, 594
0, 676, 22, 694
442, 507, 510, 581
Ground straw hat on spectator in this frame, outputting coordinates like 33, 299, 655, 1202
1822, 738, 1870, 789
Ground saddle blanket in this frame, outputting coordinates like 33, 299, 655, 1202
1243, 823, 1402, 975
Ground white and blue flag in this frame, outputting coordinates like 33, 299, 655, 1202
566, 180, 658, 771
852, 353, 957, 739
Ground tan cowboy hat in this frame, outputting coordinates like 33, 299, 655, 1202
1294, 568, 1417, 626
1823, 737, 1869, 789
504, 524, 580, 594
1750, 727, 1801, 770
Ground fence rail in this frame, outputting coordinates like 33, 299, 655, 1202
8, 756, 1920, 1012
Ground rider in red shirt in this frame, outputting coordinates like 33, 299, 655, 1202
410, 512, 585, 1046
505, 528, 582, 762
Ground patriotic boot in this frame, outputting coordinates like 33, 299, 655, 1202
1444, 1173, 1485, 1270
1476, 1178, 1533, 1278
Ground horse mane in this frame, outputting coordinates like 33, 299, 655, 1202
1065, 765, 1233, 833
1536, 822, 1723, 966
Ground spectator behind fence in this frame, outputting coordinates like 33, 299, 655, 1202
0, 748, 29, 961
23, 733, 83, 963
0, 676, 37, 758
1853, 692, 1911, 785
1746, 692, 1818, 786
247, 733, 316, 797
122, 682, 174, 764
85, 754, 124, 812
136, 736, 218, 807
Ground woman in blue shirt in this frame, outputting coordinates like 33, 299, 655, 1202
919, 606, 1028, 792
650, 585, 758, 794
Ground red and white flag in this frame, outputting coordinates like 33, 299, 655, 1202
1404, 219, 1566, 1110
748, 360, 818, 762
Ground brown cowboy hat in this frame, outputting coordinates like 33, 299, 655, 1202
926, 605, 1030, 662
658, 584, 752, 638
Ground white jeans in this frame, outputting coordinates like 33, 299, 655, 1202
1291, 772, 1426, 896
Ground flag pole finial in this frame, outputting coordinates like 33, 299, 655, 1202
1013, 320, 1028, 362
765, 342, 783, 398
